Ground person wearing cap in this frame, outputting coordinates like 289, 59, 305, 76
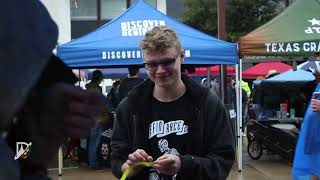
265, 69, 279, 79
0, 1, 108, 179
200, 77, 220, 98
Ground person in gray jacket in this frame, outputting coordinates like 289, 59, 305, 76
111, 26, 235, 180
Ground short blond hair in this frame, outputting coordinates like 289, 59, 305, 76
140, 26, 182, 53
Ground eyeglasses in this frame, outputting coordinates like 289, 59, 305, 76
143, 57, 178, 72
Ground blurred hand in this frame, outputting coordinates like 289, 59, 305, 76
153, 154, 181, 176
311, 99, 320, 112
38, 82, 107, 138
24, 82, 107, 166
121, 149, 153, 177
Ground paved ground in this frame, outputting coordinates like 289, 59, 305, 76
49, 131, 292, 180
49, 151, 293, 180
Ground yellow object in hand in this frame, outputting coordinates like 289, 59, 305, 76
120, 161, 154, 180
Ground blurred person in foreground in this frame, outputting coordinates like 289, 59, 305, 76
111, 26, 235, 180
0, 1, 107, 179
292, 70, 320, 180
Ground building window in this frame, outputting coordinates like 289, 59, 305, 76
145, 0, 156, 7
101, 0, 126, 20
71, 0, 97, 20
70, 0, 159, 38
129, 0, 156, 7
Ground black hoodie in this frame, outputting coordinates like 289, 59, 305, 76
111, 75, 235, 180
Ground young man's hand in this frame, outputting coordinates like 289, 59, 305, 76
121, 149, 153, 177
153, 154, 181, 176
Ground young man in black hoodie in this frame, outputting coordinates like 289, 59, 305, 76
111, 26, 235, 180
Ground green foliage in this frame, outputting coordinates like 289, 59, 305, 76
183, 0, 285, 42
183, 0, 217, 36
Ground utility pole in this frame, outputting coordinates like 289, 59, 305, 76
127, 0, 131, 8
97, 0, 101, 26
217, 0, 228, 104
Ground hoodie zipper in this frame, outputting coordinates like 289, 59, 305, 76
195, 108, 201, 124
132, 114, 137, 143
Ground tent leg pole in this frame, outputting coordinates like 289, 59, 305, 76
239, 58, 243, 172
235, 63, 240, 172
58, 146, 63, 176
78, 69, 81, 86
207, 66, 210, 87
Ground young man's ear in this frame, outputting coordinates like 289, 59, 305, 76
180, 50, 185, 64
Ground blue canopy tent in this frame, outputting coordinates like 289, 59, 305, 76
252, 69, 315, 122
265, 69, 314, 83
57, 0, 238, 68
254, 69, 314, 85
253, 69, 315, 93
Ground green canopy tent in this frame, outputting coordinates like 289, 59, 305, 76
239, 0, 320, 57
235, 0, 320, 172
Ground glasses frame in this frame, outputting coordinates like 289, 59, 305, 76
143, 55, 180, 72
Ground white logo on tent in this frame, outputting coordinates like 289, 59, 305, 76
101, 49, 191, 60
305, 18, 320, 34
121, 20, 166, 37
265, 42, 320, 53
